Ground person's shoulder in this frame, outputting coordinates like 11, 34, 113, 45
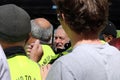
105, 43, 119, 52
42, 44, 55, 55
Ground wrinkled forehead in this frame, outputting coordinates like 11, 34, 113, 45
54, 28, 67, 36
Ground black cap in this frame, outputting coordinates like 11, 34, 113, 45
0, 4, 31, 42
99, 21, 117, 39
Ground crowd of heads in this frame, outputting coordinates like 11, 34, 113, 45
0, 0, 120, 80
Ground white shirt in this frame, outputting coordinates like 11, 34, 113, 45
0, 45, 11, 80
47, 43, 120, 80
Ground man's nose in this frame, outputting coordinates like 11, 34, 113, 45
55, 38, 61, 43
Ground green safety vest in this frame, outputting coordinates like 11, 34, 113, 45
7, 55, 42, 80
117, 30, 120, 38
38, 45, 56, 66
49, 47, 72, 64
62, 47, 72, 55
100, 40, 106, 44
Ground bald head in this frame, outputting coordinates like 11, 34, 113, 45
30, 18, 53, 44
34, 18, 51, 29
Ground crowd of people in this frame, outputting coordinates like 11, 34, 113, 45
0, 0, 120, 80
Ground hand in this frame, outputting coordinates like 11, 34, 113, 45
41, 64, 51, 80
27, 39, 43, 62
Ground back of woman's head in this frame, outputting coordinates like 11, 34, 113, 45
53, 0, 109, 37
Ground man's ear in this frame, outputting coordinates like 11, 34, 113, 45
103, 34, 114, 42
107, 35, 114, 42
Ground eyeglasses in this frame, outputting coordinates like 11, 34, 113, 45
57, 13, 61, 21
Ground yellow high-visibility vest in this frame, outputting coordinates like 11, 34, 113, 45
7, 55, 42, 80
38, 45, 56, 66
62, 47, 72, 55
100, 40, 106, 44
117, 30, 120, 38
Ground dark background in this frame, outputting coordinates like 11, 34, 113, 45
0, 0, 120, 29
